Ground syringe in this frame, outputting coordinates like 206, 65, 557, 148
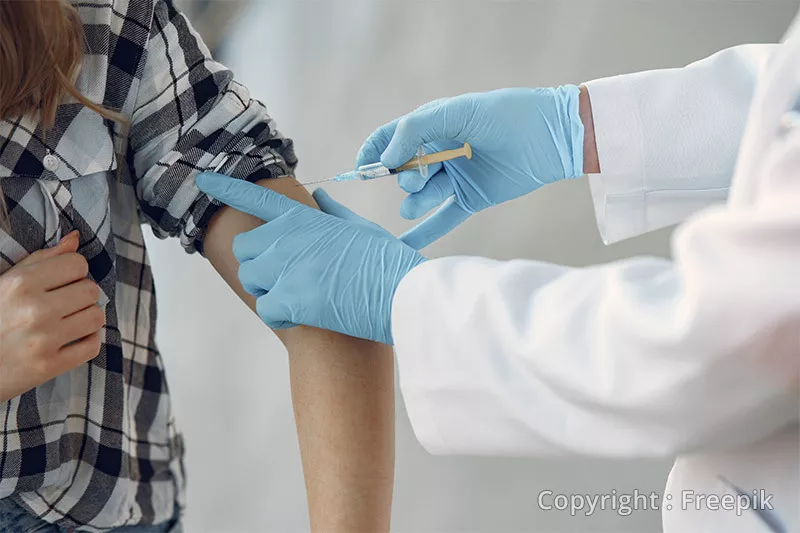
299, 143, 472, 186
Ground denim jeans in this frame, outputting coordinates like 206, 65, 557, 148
0, 499, 182, 533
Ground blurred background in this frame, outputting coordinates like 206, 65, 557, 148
155, 1, 797, 531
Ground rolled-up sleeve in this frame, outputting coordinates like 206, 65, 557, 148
129, 0, 297, 253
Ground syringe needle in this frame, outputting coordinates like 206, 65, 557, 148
298, 170, 358, 186
296, 177, 336, 186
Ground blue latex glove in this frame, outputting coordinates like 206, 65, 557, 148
196, 173, 426, 345
357, 86, 585, 249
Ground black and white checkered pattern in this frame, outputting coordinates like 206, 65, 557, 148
0, 1, 296, 531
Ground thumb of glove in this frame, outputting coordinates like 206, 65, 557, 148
381, 102, 464, 169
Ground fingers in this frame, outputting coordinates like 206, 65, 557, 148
312, 189, 387, 235
231, 203, 319, 264
400, 171, 455, 220
57, 331, 102, 371
232, 223, 274, 263
312, 189, 365, 223
58, 304, 105, 348
356, 118, 400, 168
18, 231, 80, 267
256, 289, 296, 330
396, 170, 427, 194
355, 98, 452, 168
382, 100, 466, 169
23, 250, 90, 291
399, 198, 471, 250
46, 278, 101, 318
196, 173, 303, 221
396, 160, 443, 194
238, 253, 282, 296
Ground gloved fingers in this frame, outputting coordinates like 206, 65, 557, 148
313, 189, 388, 235
400, 171, 454, 220
381, 100, 465, 169
356, 98, 452, 168
413, 97, 452, 113
256, 290, 297, 330
196, 173, 303, 221
312, 189, 366, 223
399, 197, 471, 250
397, 161, 443, 194
231, 213, 296, 263
238, 252, 281, 297
232, 223, 274, 263
356, 118, 400, 168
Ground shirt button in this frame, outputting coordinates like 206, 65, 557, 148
43, 153, 59, 172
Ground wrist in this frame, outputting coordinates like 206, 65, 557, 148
386, 252, 426, 345
579, 85, 600, 174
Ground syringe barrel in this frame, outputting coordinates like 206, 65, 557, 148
355, 162, 393, 180
392, 146, 429, 178
356, 146, 430, 180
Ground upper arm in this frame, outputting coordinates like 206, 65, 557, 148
128, 0, 296, 253
202, 177, 397, 533
203, 176, 317, 314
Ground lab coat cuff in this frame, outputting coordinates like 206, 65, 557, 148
584, 76, 648, 244
391, 261, 452, 455
584, 75, 645, 177
587, 174, 647, 244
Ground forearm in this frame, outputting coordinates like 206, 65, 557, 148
203, 177, 394, 532
579, 85, 599, 174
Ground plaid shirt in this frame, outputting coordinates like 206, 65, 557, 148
0, 1, 296, 530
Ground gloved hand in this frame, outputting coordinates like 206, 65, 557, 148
196, 173, 426, 345
357, 86, 585, 249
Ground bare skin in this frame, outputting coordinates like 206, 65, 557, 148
0, 84, 594, 527
0, 178, 394, 531
580, 84, 601, 174
0, 231, 104, 403
196, 88, 601, 529
204, 177, 395, 533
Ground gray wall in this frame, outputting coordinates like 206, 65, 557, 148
144, 1, 797, 531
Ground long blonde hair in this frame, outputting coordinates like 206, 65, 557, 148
0, 0, 126, 126
0, 0, 125, 220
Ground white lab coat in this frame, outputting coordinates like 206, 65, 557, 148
392, 11, 800, 533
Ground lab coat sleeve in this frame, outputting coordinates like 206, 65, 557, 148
584, 44, 777, 244
392, 147, 800, 457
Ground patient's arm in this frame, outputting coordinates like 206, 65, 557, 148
203, 177, 394, 532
